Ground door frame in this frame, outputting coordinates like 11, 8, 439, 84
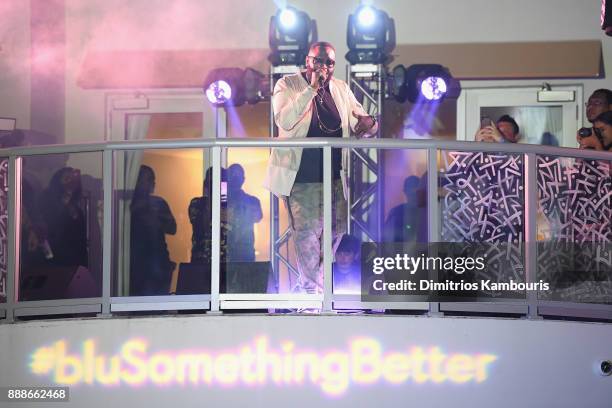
105, 88, 216, 141
104, 89, 215, 295
457, 84, 583, 147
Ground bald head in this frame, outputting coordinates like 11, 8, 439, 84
308, 41, 335, 55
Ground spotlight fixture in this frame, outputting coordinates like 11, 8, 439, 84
204, 68, 244, 107
203, 68, 269, 107
279, 8, 298, 30
390, 64, 459, 103
346, 4, 395, 64
243, 68, 267, 104
269, 6, 317, 66
420, 76, 448, 101
206, 80, 233, 106
357, 5, 377, 28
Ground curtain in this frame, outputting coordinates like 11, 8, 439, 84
513, 107, 562, 146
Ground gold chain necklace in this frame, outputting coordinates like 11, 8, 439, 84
313, 89, 341, 134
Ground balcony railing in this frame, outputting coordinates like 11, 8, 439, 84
0, 137, 610, 321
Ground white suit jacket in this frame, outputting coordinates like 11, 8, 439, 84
263, 72, 375, 197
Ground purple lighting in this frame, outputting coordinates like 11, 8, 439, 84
420, 76, 447, 101
206, 80, 232, 105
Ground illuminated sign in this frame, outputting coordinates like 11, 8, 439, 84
30, 337, 497, 396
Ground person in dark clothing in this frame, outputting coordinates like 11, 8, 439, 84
227, 163, 263, 262
188, 167, 229, 264
129, 165, 176, 296
577, 89, 612, 150
384, 176, 421, 243
333, 234, 361, 294
39, 167, 88, 268
592, 110, 612, 151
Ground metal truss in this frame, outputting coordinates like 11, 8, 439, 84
269, 63, 387, 292
269, 65, 302, 293
346, 63, 385, 243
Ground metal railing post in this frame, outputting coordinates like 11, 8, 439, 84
209, 145, 222, 313
427, 148, 442, 316
323, 146, 333, 313
524, 153, 540, 319
100, 149, 113, 316
5, 156, 20, 322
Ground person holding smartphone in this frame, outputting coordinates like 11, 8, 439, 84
590, 111, 612, 151
577, 89, 612, 150
475, 115, 520, 143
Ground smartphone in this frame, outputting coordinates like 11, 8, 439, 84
578, 127, 592, 138
480, 117, 492, 129
220, 181, 227, 203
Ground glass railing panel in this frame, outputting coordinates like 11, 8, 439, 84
222, 147, 361, 298
536, 155, 612, 304
113, 148, 209, 297
0, 157, 7, 303
438, 150, 526, 301
342, 148, 429, 301
18, 152, 103, 301
221, 147, 272, 295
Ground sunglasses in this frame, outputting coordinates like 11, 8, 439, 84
585, 100, 606, 108
307, 56, 335, 67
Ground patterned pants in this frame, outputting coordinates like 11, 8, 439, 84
285, 180, 347, 293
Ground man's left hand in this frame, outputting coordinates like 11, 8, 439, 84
352, 111, 376, 137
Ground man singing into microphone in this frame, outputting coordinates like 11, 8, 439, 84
264, 41, 378, 294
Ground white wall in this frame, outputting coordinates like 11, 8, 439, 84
63, 0, 280, 143
1, 315, 611, 407
0, 1, 31, 131
1, 0, 610, 142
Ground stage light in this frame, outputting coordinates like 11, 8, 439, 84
269, 7, 317, 66
203, 68, 245, 107
346, 5, 395, 64
390, 64, 458, 103
203, 67, 268, 107
279, 8, 297, 30
206, 80, 232, 105
357, 6, 376, 29
420, 76, 448, 101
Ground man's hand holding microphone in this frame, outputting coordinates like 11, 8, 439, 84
309, 67, 327, 90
